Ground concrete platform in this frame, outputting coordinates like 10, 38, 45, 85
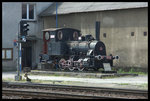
31, 70, 138, 78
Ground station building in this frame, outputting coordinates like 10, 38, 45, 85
2, 2, 52, 71
2, 2, 148, 72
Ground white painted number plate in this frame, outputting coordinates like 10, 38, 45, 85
50, 35, 55, 38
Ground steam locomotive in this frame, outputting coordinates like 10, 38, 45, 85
40, 28, 118, 71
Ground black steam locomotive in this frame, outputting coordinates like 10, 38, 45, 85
40, 28, 118, 71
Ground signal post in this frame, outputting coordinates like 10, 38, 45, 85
15, 21, 29, 81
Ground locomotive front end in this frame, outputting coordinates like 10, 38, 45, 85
67, 39, 118, 71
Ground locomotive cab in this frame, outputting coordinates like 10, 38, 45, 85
42, 28, 81, 56
43, 28, 81, 42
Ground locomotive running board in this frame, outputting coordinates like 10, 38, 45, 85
102, 63, 117, 73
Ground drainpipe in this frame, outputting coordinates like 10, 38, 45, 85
56, 2, 58, 28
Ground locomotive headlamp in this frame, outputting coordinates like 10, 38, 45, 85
45, 32, 50, 40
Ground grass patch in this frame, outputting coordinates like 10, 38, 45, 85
3, 78, 26, 83
117, 83, 148, 90
117, 68, 147, 75
136, 83, 148, 88
119, 83, 129, 85
101, 75, 118, 79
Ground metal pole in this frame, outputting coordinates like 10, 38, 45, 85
56, 2, 57, 28
17, 23, 19, 77
15, 22, 22, 81
17, 43, 19, 77
19, 42, 22, 73
16, 48, 19, 76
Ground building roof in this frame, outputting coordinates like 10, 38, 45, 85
42, 28, 63, 31
39, 2, 148, 16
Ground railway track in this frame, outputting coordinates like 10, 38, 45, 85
2, 82, 148, 99
3, 88, 122, 99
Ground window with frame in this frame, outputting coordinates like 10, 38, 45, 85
22, 4, 35, 20
2, 48, 13, 60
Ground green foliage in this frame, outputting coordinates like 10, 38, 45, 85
117, 68, 147, 75
98, 68, 104, 72
137, 83, 148, 88
119, 83, 129, 85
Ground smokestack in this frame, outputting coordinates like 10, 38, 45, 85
95, 21, 100, 41
56, 2, 58, 28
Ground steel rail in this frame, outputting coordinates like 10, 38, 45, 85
3, 82, 148, 99
2, 89, 123, 99
2, 82, 147, 94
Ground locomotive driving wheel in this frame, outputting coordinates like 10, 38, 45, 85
69, 66, 75, 71
58, 59, 66, 70
77, 59, 85, 71
77, 63, 85, 71
67, 60, 75, 71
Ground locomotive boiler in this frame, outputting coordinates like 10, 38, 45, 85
40, 28, 118, 71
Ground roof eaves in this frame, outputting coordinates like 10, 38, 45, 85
39, 2, 148, 17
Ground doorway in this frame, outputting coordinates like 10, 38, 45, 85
22, 40, 32, 69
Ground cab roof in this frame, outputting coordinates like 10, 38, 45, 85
42, 27, 80, 32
